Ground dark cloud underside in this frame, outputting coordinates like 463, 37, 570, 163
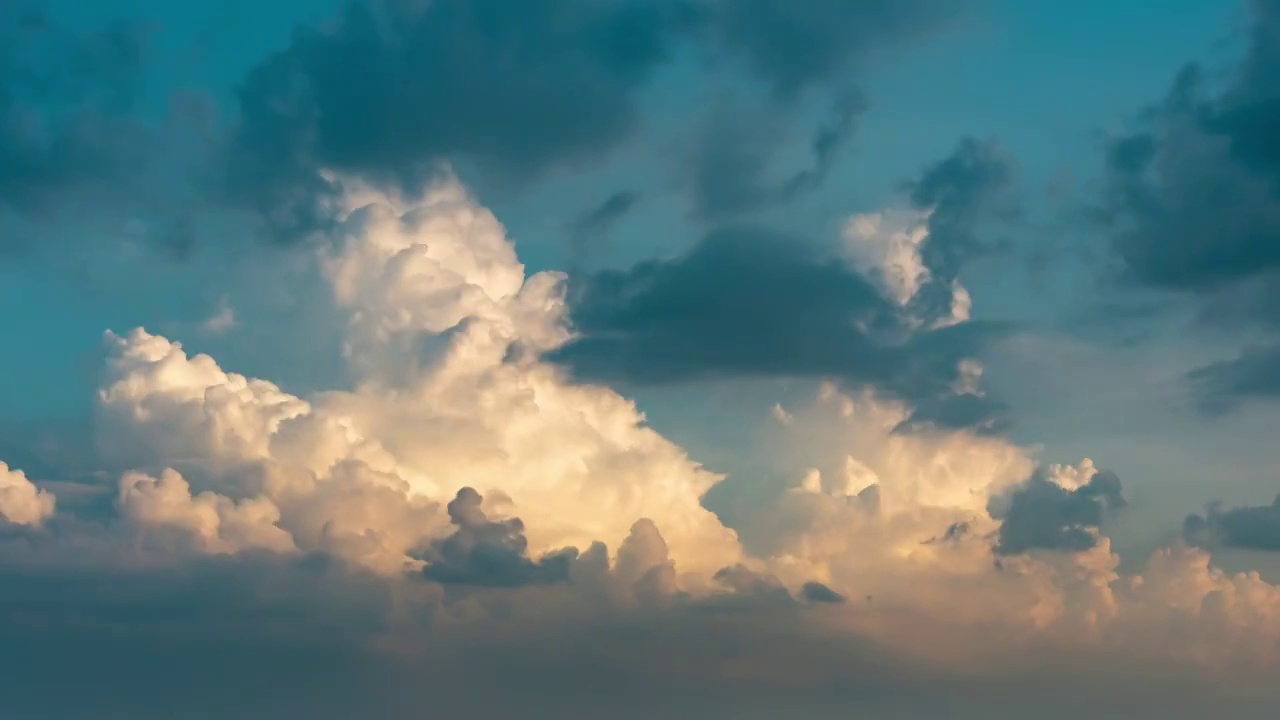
548, 225, 1002, 407
990, 467, 1125, 555
1185, 494, 1280, 550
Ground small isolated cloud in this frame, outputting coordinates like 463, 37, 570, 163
199, 298, 237, 335
0, 461, 56, 526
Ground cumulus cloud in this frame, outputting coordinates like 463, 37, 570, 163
990, 462, 1125, 555
117, 468, 296, 554
94, 176, 741, 577
748, 383, 1280, 660
0, 461, 56, 526
2, 174, 1280, 717
419, 487, 576, 588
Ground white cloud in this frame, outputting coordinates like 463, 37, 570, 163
0, 462, 56, 526
200, 298, 237, 335
91, 176, 742, 578
758, 383, 1280, 665
841, 207, 971, 327
118, 468, 296, 554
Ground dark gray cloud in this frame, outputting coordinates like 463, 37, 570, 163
1184, 495, 1280, 551
228, 0, 701, 241
0, 543, 1270, 719
1098, 1, 1280, 408
894, 392, 1011, 436
552, 139, 1018, 424
689, 93, 864, 220
567, 189, 642, 255
0, 11, 153, 249
903, 137, 1018, 320
708, 0, 964, 98
0, 474, 1273, 718
420, 487, 576, 588
547, 225, 1005, 409
990, 467, 1125, 555
799, 580, 845, 604
227, 0, 971, 238
1187, 343, 1280, 412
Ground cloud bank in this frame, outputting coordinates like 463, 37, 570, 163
3, 177, 1279, 717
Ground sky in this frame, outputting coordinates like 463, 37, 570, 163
3, 0, 1280, 717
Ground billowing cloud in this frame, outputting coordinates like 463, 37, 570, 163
2, 175, 1280, 717
419, 487, 576, 588
990, 463, 1125, 555
0, 461, 56, 526
1186, 342, 1280, 412
93, 176, 742, 577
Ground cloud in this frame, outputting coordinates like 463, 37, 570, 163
227, 0, 700, 240
222, 0, 974, 242
0, 461, 56, 526
552, 196, 1002, 425
906, 137, 1018, 279
566, 189, 642, 255
799, 580, 845, 603
92, 176, 742, 577
419, 487, 576, 587
0, 11, 223, 259
1102, 0, 1280, 292
1186, 342, 1280, 411
1185, 495, 1280, 550
117, 468, 297, 555
707, 0, 964, 98
0, 13, 149, 217
688, 93, 864, 220
989, 462, 1125, 555
1099, 1, 1280, 407
3, 173, 1280, 715
0, 12, 155, 252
